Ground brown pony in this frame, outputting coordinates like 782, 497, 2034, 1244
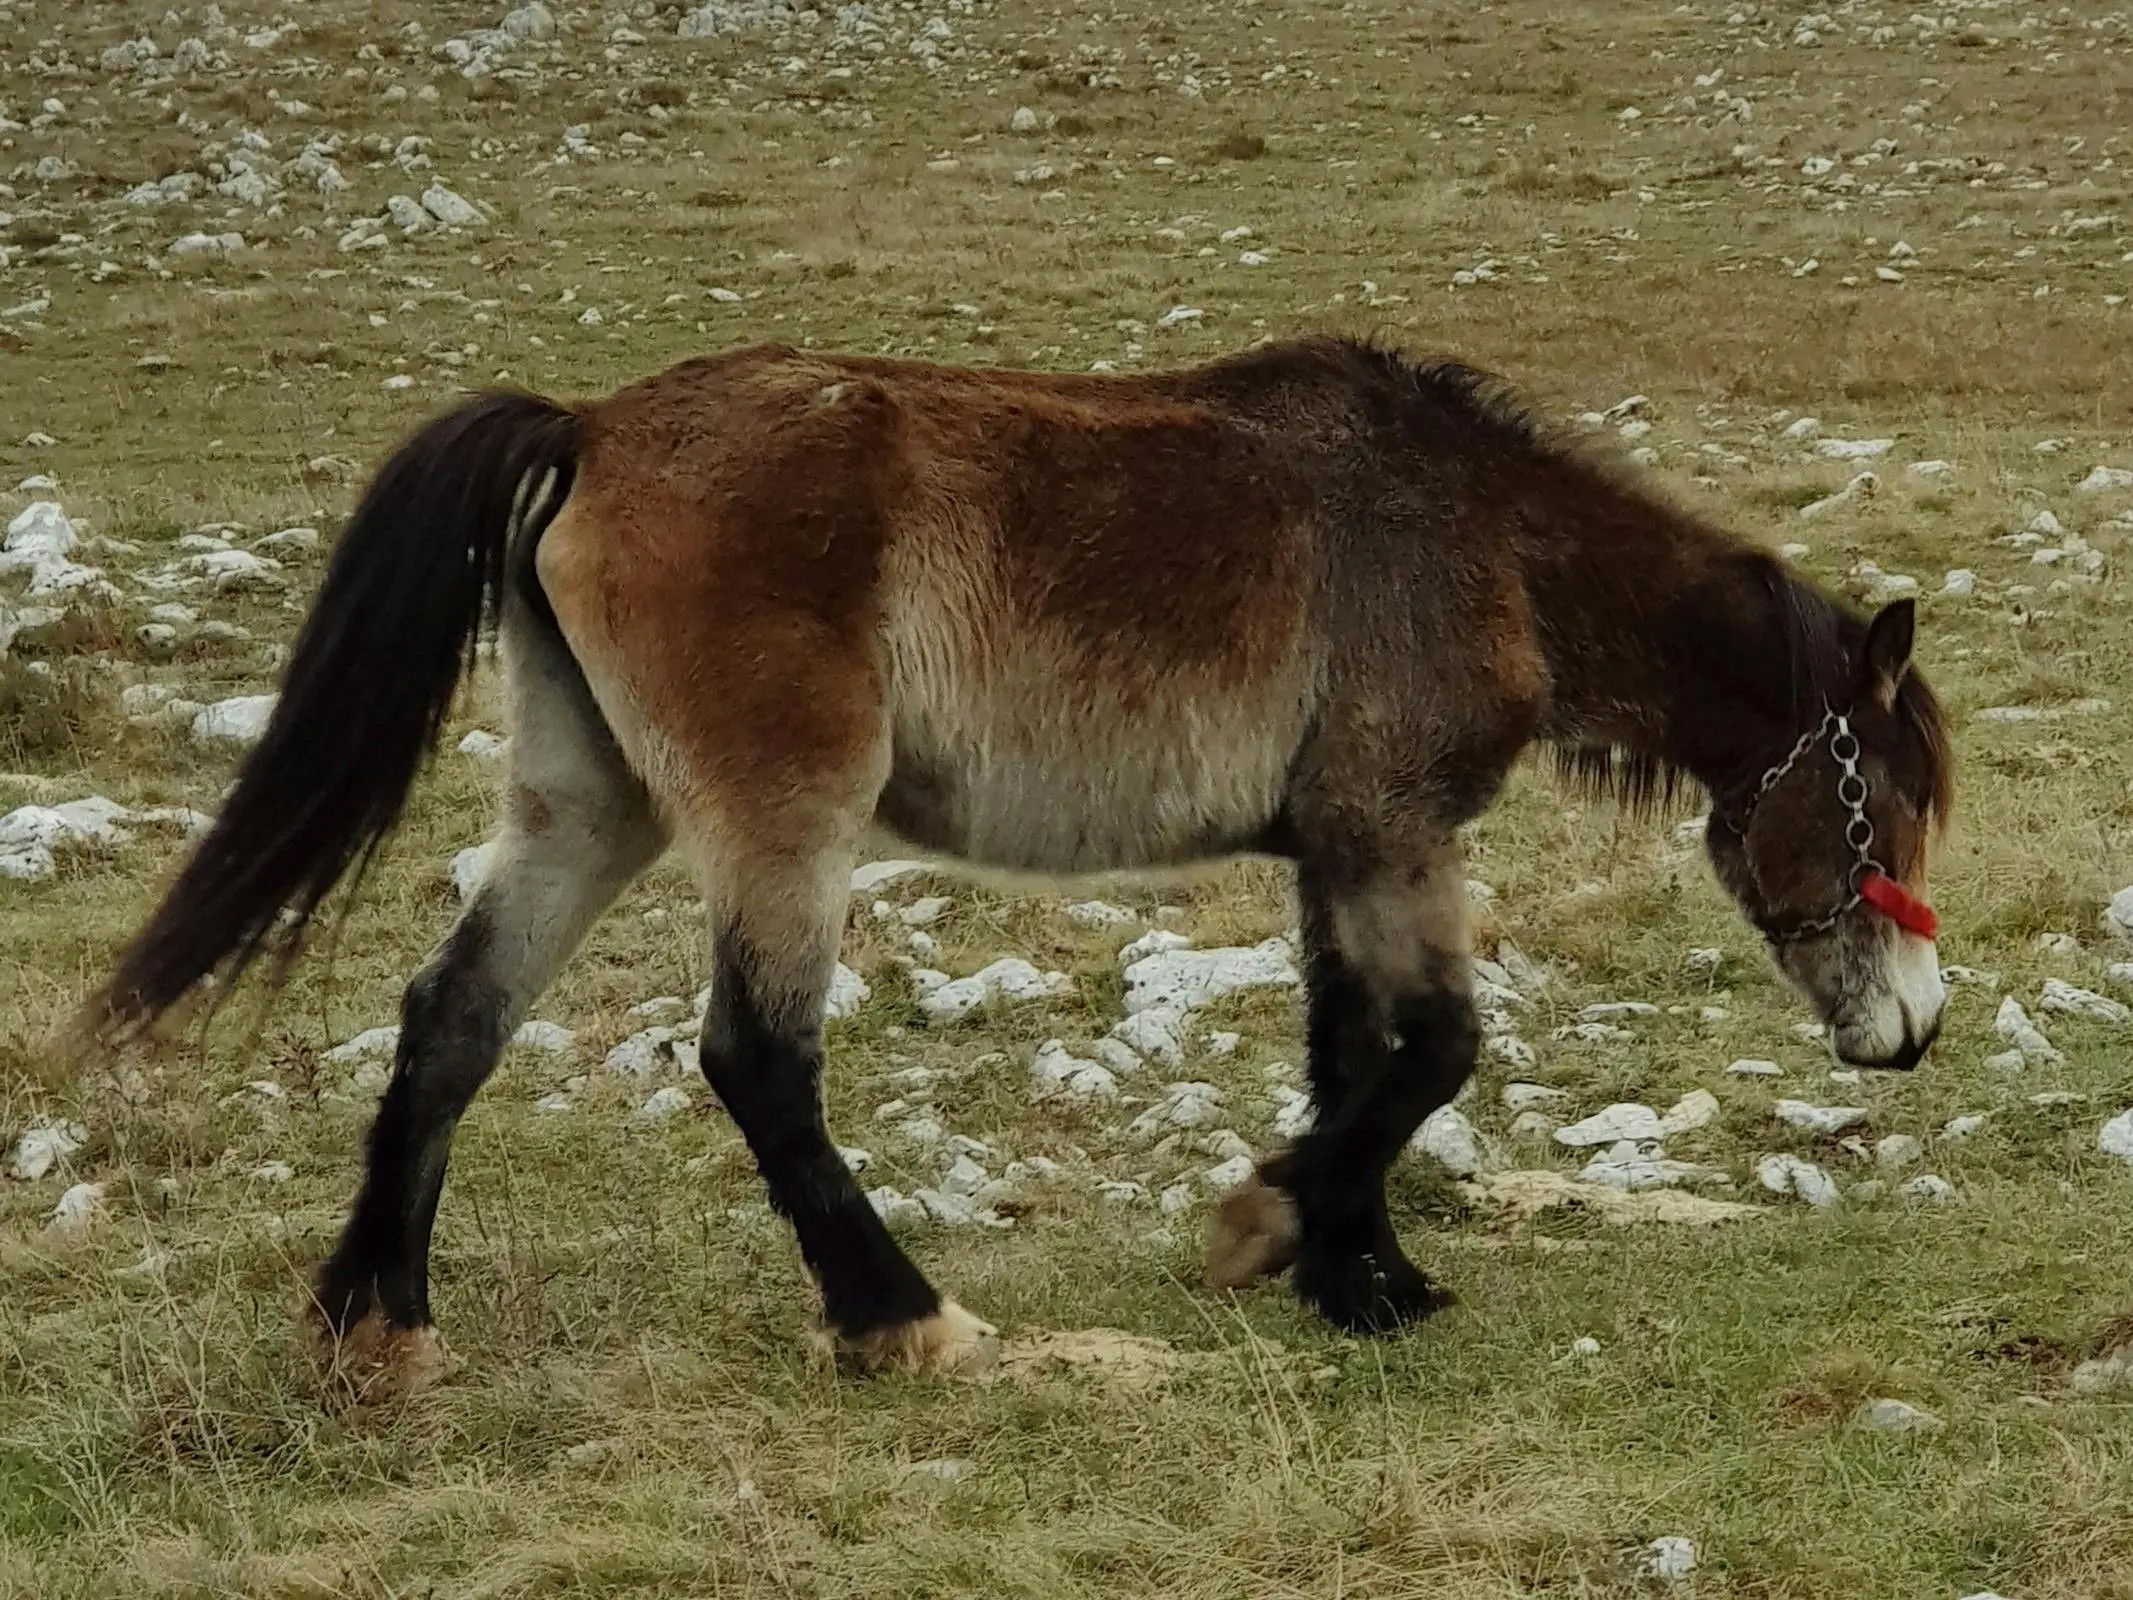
79, 336, 1953, 1391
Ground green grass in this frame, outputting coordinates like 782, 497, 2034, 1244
7, 0, 2133, 1594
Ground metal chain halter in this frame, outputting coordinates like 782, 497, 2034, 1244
1720, 705, 1938, 945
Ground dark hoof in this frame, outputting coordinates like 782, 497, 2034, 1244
1295, 1247, 1455, 1334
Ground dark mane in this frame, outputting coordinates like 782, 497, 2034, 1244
1289, 337, 1951, 829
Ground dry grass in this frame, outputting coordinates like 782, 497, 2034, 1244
7, 0, 2133, 1595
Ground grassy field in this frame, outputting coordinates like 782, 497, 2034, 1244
6, 0, 2133, 1594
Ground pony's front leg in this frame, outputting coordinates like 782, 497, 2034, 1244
1208, 843, 1474, 1332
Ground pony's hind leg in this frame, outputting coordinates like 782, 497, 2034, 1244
1209, 844, 1475, 1332
691, 834, 995, 1376
313, 612, 664, 1397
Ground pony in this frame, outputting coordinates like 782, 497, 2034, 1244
78, 336, 1953, 1392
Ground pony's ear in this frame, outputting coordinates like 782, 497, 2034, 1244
1863, 599, 1915, 709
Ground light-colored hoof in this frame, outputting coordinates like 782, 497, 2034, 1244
1204, 1170, 1300, 1291
827, 1298, 1001, 1378
312, 1309, 449, 1406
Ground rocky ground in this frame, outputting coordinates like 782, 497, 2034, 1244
5, 0, 2133, 1596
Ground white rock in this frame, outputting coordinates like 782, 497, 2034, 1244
1154, 305, 1204, 329
1660, 1090, 1720, 1136
1578, 1001, 1658, 1021
851, 859, 928, 893
1502, 1082, 1570, 1112
867, 1186, 928, 1228
452, 841, 499, 902
1898, 1174, 1954, 1203
1203, 1030, 1241, 1056
915, 1188, 1010, 1228
1127, 1081, 1225, 1139
1942, 1114, 1989, 1141
1875, 1134, 1922, 1168
1028, 1039, 1119, 1100
1110, 1005, 1186, 1065
824, 962, 870, 1020
1010, 105, 1039, 132
1159, 1182, 1195, 1215
1813, 437, 1894, 460
1855, 1397, 1942, 1434
533, 1092, 574, 1113
1994, 996, 2063, 1063
2107, 886, 2133, 941
939, 1153, 989, 1196
1756, 1152, 1839, 1207
1637, 1536, 1698, 1581
1940, 568, 1976, 597
1727, 1058, 1782, 1078
501, 2, 556, 41
1908, 459, 1955, 480
2038, 932, 2082, 958
170, 230, 245, 256
512, 1020, 575, 1053
920, 958, 1071, 1022
191, 694, 277, 747
1095, 1179, 1148, 1205
2039, 978, 2129, 1026
1271, 1086, 1315, 1139
603, 1027, 689, 1079
9, 1118, 87, 1181
458, 729, 506, 759
1580, 1141, 1725, 1192
1118, 928, 1191, 964
249, 1161, 295, 1183
2100, 1110, 2133, 1163
47, 1180, 105, 1235
1570, 1336, 1602, 1358
324, 1026, 400, 1065
1122, 939, 1297, 1015
1554, 1103, 1666, 1148
1410, 1106, 1488, 1177
634, 1085, 693, 1123
1064, 899, 1133, 927
898, 896, 951, 927
2069, 1348, 2133, 1394
1782, 416, 1822, 440
1797, 471, 1879, 521
1086, 1038, 1144, 1078
1202, 1153, 1256, 1189
2076, 466, 2133, 494
421, 184, 484, 227
1773, 1100, 1868, 1135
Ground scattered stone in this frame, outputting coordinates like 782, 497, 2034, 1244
1028, 1039, 1119, 1100
249, 1161, 294, 1184
1570, 1336, 1602, 1358
1875, 1134, 1923, 1168
1855, 1397, 1943, 1434
325, 1026, 400, 1065
2038, 978, 2129, 1026
1728, 1059, 1783, 1078
2070, 1346, 2133, 1394
1813, 437, 1895, 460
1502, 1082, 1570, 1112
1756, 1152, 1839, 1207
452, 841, 499, 902
9, 1118, 87, 1181
824, 962, 870, 1020
1554, 1103, 1667, 1148
1460, 1169, 1758, 1225
867, 1186, 929, 1227
1774, 1100, 1868, 1136
1942, 1114, 1990, 1142
1660, 1090, 1720, 1136
634, 1085, 693, 1123
421, 184, 485, 228
1995, 997, 2063, 1063
1899, 1174, 1954, 1203
2099, 1110, 2133, 1164
1119, 929, 1192, 963
1127, 1081, 1225, 1139
1579, 1141, 1726, 1193
603, 1027, 693, 1080
458, 730, 506, 759
1637, 1536, 1698, 1582
1122, 938, 1298, 1015
920, 958, 1072, 1022
2076, 466, 2133, 494
46, 1180, 105, 1236
1798, 470, 1879, 520
1202, 1153, 1256, 1189
1064, 899, 1133, 928
512, 1020, 575, 1053
1941, 568, 1976, 597
192, 695, 278, 747
851, 859, 928, 894
1410, 1106, 1489, 1177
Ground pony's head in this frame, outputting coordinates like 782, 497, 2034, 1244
1704, 599, 1953, 1069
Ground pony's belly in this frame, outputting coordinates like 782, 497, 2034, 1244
875, 720, 1292, 875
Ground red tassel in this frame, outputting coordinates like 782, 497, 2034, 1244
1859, 872, 1939, 941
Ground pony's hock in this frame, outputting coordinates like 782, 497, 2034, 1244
78, 336, 1955, 1379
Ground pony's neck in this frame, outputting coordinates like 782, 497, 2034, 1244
1528, 509, 1836, 812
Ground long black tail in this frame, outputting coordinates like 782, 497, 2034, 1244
84, 390, 579, 1043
